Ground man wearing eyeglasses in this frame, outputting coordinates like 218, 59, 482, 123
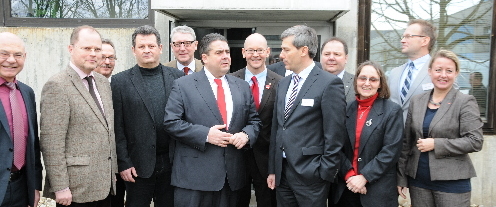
231, 33, 282, 207
0, 32, 43, 207
388, 19, 437, 123
165, 25, 203, 75
111, 25, 183, 207
94, 39, 116, 81
40, 25, 117, 206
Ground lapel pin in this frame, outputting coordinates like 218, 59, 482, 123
366, 119, 372, 126
266, 83, 271, 89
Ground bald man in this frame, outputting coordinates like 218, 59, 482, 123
0, 32, 43, 207
231, 33, 282, 207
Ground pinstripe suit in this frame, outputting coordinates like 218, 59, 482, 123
40, 67, 117, 203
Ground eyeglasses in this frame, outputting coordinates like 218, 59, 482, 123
0, 52, 25, 60
102, 56, 117, 62
357, 76, 379, 83
401, 35, 426, 40
245, 49, 266, 55
172, 41, 195, 47
76, 46, 102, 53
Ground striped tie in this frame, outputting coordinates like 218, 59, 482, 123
284, 74, 301, 120
5, 82, 26, 170
400, 62, 414, 104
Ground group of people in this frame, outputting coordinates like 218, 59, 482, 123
0, 18, 483, 207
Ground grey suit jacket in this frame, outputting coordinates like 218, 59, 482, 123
397, 88, 483, 187
0, 81, 42, 207
268, 65, 346, 186
164, 69, 261, 191
111, 64, 183, 177
40, 67, 117, 203
164, 59, 203, 73
333, 98, 403, 206
268, 61, 322, 77
388, 58, 432, 123
231, 68, 282, 176
342, 71, 355, 103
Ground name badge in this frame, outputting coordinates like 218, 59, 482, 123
422, 83, 434, 91
301, 99, 314, 107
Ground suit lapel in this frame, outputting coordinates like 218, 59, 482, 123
343, 72, 353, 97
285, 66, 319, 120
414, 92, 430, 136
346, 101, 358, 147
195, 70, 223, 124
18, 83, 34, 144
405, 62, 430, 104
68, 68, 108, 127
227, 75, 241, 131
429, 88, 457, 135
194, 59, 203, 72
0, 97, 12, 139
359, 99, 384, 155
259, 71, 277, 113
278, 75, 291, 123
130, 66, 156, 123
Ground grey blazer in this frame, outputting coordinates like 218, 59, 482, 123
397, 88, 483, 187
388, 59, 432, 123
164, 69, 261, 191
342, 71, 355, 103
268, 65, 346, 186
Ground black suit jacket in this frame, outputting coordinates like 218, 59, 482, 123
231, 68, 282, 176
268, 65, 346, 186
267, 61, 322, 77
164, 69, 261, 191
332, 98, 403, 206
111, 64, 183, 178
0, 81, 42, 207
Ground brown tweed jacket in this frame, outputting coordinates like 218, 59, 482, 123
40, 67, 117, 203
164, 59, 203, 72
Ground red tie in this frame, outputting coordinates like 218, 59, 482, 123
214, 79, 227, 129
5, 82, 25, 170
251, 76, 260, 110
183, 67, 190, 75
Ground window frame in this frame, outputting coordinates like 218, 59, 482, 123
357, 0, 496, 134
1, 0, 154, 28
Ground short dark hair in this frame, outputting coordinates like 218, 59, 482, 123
70, 25, 101, 45
199, 33, 228, 55
132, 25, 161, 47
408, 19, 437, 52
354, 60, 390, 99
321, 37, 348, 55
280, 25, 318, 58
472, 72, 483, 80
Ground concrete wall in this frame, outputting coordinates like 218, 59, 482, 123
470, 135, 496, 206
335, 0, 358, 75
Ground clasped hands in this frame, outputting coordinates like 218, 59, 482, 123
208, 124, 248, 149
346, 175, 367, 194
417, 138, 434, 152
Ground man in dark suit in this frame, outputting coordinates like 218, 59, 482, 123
0, 32, 42, 207
268, 60, 322, 77
267, 25, 346, 207
320, 37, 355, 103
164, 33, 261, 207
232, 33, 282, 207
111, 25, 183, 207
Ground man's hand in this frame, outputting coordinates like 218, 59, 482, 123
230, 132, 249, 149
417, 138, 435, 152
397, 186, 408, 199
267, 174, 276, 190
29, 190, 40, 207
55, 188, 72, 206
207, 125, 232, 147
120, 167, 138, 183
346, 175, 367, 194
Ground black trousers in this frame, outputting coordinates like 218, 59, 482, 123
0, 171, 28, 207
174, 178, 238, 207
124, 154, 173, 207
110, 173, 125, 207
334, 188, 362, 207
56, 193, 111, 207
237, 149, 276, 207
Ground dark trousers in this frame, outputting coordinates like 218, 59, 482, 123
0, 171, 28, 207
334, 188, 362, 207
56, 193, 111, 207
237, 150, 276, 207
174, 179, 238, 207
110, 173, 125, 207
276, 159, 330, 207
125, 154, 173, 207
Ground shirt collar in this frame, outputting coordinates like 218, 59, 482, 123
295, 62, 315, 80
245, 68, 267, 80
408, 54, 431, 71
336, 69, 345, 79
177, 59, 195, 70
70, 61, 95, 79
0, 77, 18, 88
204, 67, 226, 83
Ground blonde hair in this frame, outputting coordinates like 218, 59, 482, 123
429, 50, 460, 73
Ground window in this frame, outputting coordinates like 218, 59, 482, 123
358, 0, 496, 134
1, 0, 153, 27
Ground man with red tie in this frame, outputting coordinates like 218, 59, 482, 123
164, 25, 203, 75
231, 33, 282, 207
0, 32, 42, 207
164, 33, 261, 207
